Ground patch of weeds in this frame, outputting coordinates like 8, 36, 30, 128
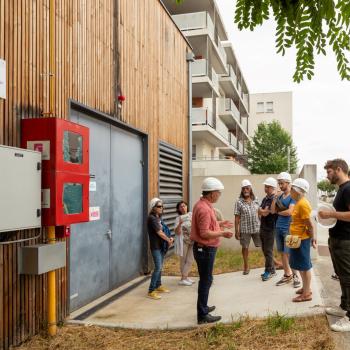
266, 312, 295, 335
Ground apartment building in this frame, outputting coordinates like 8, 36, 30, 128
249, 92, 293, 137
163, 0, 251, 174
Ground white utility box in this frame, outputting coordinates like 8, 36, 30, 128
0, 145, 41, 232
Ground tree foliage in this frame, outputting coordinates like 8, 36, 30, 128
247, 120, 298, 174
317, 179, 337, 195
234, 0, 350, 82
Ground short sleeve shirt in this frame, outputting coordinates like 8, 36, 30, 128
175, 212, 192, 244
275, 194, 296, 230
147, 214, 162, 250
329, 181, 350, 240
234, 198, 260, 234
260, 195, 277, 231
290, 197, 312, 239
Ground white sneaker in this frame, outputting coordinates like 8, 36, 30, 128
186, 278, 195, 284
178, 279, 192, 286
326, 307, 347, 317
331, 316, 350, 332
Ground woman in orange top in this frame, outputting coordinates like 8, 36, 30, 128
289, 178, 317, 302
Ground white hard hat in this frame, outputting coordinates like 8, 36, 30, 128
149, 197, 162, 213
277, 172, 292, 183
201, 177, 224, 192
292, 178, 309, 193
263, 177, 277, 188
241, 179, 252, 188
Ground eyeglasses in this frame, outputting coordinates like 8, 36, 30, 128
156, 205, 163, 208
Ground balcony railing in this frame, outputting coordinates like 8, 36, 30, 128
243, 94, 249, 111
192, 59, 207, 76
192, 108, 214, 127
238, 142, 244, 153
217, 40, 227, 67
228, 132, 237, 147
218, 98, 240, 120
222, 64, 237, 85
215, 117, 229, 141
211, 68, 219, 92
172, 12, 215, 41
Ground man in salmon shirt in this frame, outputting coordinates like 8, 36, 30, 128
191, 177, 234, 324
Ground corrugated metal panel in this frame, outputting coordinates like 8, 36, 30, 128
159, 142, 183, 235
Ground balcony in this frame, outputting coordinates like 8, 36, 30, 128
219, 64, 239, 97
192, 108, 228, 147
192, 59, 219, 98
218, 97, 240, 129
172, 12, 227, 73
238, 141, 244, 153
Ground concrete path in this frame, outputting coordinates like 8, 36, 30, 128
70, 268, 323, 330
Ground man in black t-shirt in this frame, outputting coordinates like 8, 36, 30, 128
319, 159, 350, 332
259, 177, 278, 281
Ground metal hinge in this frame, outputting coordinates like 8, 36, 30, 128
37, 162, 41, 171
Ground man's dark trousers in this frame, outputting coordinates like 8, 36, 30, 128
193, 242, 217, 321
260, 228, 275, 273
329, 237, 350, 318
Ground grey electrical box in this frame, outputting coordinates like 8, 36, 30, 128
18, 242, 66, 275
0, 145, 41, 232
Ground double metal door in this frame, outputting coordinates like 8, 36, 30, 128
69, 110, 144, 311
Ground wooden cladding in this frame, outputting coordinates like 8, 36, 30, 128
0, 0, 190, 349
117, 0, 190, 201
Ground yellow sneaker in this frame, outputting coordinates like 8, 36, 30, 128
147, 291, 161, 300
155, 285, 170, 293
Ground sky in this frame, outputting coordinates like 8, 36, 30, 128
216, 0, 350, 180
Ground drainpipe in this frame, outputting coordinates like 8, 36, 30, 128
48, 0, 57, 337
186, 51, 195, 208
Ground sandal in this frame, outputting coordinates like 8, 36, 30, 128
243, 269, 250, 275
292, 293, 312, 302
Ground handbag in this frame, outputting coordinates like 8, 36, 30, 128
285, 235, 301, 249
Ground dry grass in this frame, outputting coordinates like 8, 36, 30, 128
163, 248, 280, 276
16, 314, 334, 350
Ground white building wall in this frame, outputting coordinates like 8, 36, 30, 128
249, 91, 293, 137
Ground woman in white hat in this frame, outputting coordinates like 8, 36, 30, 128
234, 179, 261, 275
289, 178, 317, 302
147, 198, 174, 300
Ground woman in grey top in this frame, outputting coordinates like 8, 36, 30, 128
234, 179, 261, 275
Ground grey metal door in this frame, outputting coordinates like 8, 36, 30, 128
110, 125, 144, 287
69, 108, 145, 311
69, 111, 111, 311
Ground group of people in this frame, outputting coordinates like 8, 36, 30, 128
146, 158, 350, 331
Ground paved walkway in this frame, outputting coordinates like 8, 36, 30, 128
70, 268, 323, 330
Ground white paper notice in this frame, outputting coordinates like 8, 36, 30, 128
89, 207, 100, 221
89, 181, 97, 192
0, 59, 6, 99
27, 140, 51, 160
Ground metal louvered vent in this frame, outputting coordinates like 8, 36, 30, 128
159, 141, 183, 235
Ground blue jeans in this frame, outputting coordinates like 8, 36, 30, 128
193, 242, 217, 320
149, 249, 165, 292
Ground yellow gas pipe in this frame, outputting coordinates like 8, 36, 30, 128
48, 0, 57, 337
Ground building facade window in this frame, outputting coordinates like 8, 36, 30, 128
257, 102, 264, 113
266, 101, 274, 113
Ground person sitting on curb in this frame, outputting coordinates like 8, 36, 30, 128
319, 159, 350, 332
147, 198, 174, 300
259, 177, 278, 281
191, 177, 234, 324
174, 201, 194, 286
234, 180, 261, 275
271, 172, 301, 288
288, 178, 317, 302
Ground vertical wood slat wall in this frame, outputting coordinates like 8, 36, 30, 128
0, 0, 190, 349
0, 1, 114, 349
117, 0, 190, 200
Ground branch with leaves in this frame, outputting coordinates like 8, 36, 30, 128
235, 0, 350, 82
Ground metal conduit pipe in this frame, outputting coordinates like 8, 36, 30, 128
186, 51, 195, 208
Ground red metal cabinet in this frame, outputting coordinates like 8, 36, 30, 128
21, 118, 90, 226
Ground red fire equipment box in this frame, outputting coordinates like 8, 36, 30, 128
21, 118, 89, 226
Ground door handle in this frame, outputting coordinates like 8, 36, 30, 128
105, 230, 112, 240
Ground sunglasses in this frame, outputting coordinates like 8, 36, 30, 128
156, 205, 163, 208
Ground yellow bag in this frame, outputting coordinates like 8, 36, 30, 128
285, 235, 301, 249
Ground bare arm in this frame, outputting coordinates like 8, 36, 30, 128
278, 203, 295, 216
235, 215, 240, 239
270, 197, 277, 214
156, 230, 173, 243
319, 207, 350, 222
303, 217, 317, 248
174, 219, 182, 235
258, 207, 270, 217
